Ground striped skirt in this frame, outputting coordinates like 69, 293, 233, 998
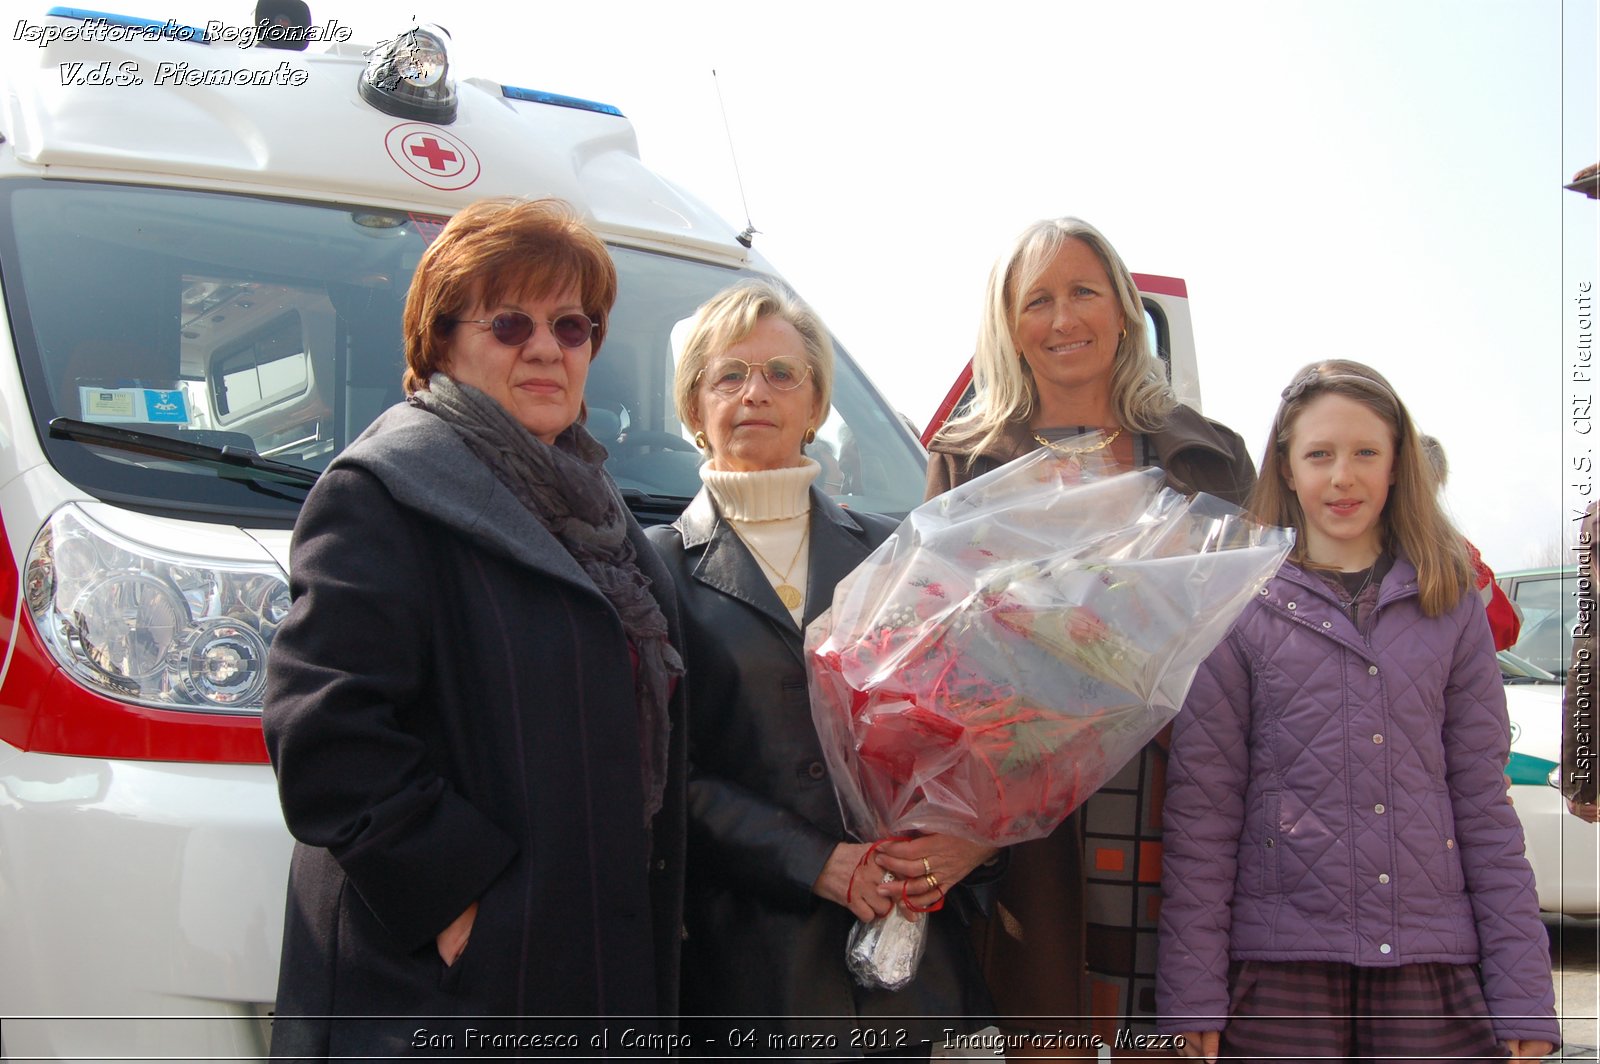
1219, 960, 1508, 1062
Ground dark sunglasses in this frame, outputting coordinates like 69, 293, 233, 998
445, 311, 597, 349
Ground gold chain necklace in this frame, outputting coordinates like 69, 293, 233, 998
1032, 427, 1123, 456
736, 523, 810, 610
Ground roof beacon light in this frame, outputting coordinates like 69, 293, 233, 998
358, 23, 456, 123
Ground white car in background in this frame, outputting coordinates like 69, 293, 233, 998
1503, 651, 1599, 916
1499, 566, 1581, 681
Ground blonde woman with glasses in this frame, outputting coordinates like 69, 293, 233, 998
648, 280, 993, 1059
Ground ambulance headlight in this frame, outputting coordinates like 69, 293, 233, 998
26, 506, 289, 714
175, 618, 271, 706
359, 24, 456, 123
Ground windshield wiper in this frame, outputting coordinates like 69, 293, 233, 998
616, 487, 694, 526
49, 418, 320, 487
617, 488, 694, 504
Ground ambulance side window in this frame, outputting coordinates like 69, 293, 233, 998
1145, 304, 1170, 377
213, 312, 307, 417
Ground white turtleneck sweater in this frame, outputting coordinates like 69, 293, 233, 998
700, 458, 819, 626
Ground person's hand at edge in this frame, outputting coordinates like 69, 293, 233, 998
1174, 1030, 1219, 1062
436, 900, 478, 966
1506, 1038, 1554, 1063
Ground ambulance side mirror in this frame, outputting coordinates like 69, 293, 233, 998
253, 0, 312, 51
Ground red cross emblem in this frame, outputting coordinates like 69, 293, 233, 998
408, 136, 458, 171
384, 124, 481, 191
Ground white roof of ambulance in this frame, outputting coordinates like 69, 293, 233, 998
0, 15, 751, 266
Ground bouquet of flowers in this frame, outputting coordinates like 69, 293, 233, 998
805, 438, 1293, 989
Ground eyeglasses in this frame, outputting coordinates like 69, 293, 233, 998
445, 311, 597, 349
698, 356, 813, 394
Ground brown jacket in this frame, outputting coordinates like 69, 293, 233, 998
1564, 501, 1598, 804
927, 403, 1257, 507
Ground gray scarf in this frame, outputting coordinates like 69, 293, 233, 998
411, 373, 680, 824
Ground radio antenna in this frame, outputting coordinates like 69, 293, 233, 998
712, 69, 758, 248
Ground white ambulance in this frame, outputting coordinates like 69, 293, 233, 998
0, 5, 932, 1057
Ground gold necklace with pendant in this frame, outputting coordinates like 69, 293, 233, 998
738, 524, 810, 610
1031, 426, 1123, 456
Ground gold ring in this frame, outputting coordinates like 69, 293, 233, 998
922, 857, 932, 875
925, 873, 939, 889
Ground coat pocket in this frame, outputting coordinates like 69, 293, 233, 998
1435, 789, 1464, 894
434, 866, 517, 998
436, 903, 483, 993
1256, 789, 1281, 895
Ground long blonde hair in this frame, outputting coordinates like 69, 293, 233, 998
934, 217, 1175, 462
1248, 359, 1470, 616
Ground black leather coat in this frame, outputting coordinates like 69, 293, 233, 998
647, 487, 991, 1056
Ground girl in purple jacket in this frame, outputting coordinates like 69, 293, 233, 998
1157, 360, 1559, 1063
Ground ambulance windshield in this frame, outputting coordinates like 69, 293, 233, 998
2, 182, 926, 525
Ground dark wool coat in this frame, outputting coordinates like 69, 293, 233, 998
263, 404, 686, 1060
647, 488, 992, 1057
923, 404, 1256, 1022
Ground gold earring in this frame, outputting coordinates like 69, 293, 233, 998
803, 427, 817, 445
1120, 326, 1128, 342
693, 431, 709, 449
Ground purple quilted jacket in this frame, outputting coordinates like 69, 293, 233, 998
1156, 556, 1559, 1045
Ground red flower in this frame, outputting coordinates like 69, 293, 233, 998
1063, 606, 1109, 645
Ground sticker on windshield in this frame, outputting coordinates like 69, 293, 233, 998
79, 386, 192, 425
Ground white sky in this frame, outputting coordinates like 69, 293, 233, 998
189, 0, 1600, 569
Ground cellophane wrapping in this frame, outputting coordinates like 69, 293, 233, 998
844, 872, 925, 991
807, 439, 1293, 988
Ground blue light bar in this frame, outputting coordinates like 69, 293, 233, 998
43, 6, 209, 43
501, 85, 623, 118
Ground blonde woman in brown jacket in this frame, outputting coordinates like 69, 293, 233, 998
920, 217, 1254, 1059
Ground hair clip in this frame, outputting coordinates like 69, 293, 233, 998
1281, 367, 1399, 404
1280, 367, 1323, 401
